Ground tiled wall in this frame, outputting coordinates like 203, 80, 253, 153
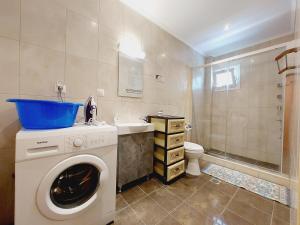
210, 49, 284, 165
192, 48, 284, 165
0, 0, 202, 223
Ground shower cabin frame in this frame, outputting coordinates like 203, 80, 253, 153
193, 40, 297, 179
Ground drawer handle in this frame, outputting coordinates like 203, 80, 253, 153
174, 167, 180, 172
175, 153, 179, 157
171, 153, 180, 159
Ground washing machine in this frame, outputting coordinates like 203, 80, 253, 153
15, 124, 118, 225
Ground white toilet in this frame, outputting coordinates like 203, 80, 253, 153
184, 141, 204, 176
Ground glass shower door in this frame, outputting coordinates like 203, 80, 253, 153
208, 48, 285, 172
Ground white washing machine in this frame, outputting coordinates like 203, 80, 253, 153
15, 124, 118, 225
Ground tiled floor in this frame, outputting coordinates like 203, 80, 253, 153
114, 174, 290, 225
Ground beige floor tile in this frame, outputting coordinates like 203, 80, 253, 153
186, 185, 231, 216
179, 173, 210, 188
273, 202, 290, 223
116, 194, 128, 211
228, 198, 271, 225
271, 217, 290, 225
204, 180, 238, 197
157, 215, 181, 225
121, 186, 146, 204
114, 207, 144, 225
138, 178, 162, 194
167, 179, 198, 200
221, 210, 253, 225
149, 188, 182, 212
233, 189, 273, 214
171, 203, 213, 225
131, 196, 167, 225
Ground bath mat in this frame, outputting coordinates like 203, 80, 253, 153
202, 164, 289, 205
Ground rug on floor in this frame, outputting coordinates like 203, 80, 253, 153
202, 164, 289, 205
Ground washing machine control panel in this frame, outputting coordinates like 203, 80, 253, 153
65, 131, 117, 152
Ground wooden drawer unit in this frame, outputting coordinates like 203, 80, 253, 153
148, 115, 185, 184
151, 118, 185, 134
154, 146, 184, 165
154, 132, 184, 149
154, 160, 185, 182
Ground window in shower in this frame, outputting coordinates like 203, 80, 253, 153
213, 65, 240, 91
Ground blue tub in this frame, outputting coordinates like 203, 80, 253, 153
7, 99, 83, 129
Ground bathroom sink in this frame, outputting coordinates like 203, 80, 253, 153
115, 122, 154, 135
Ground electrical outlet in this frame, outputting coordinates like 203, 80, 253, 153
55, 81, 66, 93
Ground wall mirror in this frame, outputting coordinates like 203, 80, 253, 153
118, 52, 144, 98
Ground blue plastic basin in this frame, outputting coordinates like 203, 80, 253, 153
7, 99, 83, 129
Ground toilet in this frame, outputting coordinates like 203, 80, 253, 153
184, 141, 204, 176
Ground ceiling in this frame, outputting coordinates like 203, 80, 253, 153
120, 0, 295, 57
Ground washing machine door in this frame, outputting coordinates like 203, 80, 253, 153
37, 154, 109, 220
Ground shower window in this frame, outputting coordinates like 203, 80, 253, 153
213, 65, 240, 91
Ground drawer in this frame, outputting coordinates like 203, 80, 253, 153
154, 161, 164, 177
151, 118, 185, 134
167, 160, 185, 181
154, 132, 184, 149
154, 160, 185, 182
168, 119, 185, 134
154, 146, 184, 165
167, 133, 184, 149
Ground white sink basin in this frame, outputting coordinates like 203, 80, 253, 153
115, 122, 154, 135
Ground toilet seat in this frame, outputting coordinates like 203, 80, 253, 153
184, 142, 204, 153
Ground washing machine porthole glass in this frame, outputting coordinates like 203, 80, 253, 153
50, 163, 100, 209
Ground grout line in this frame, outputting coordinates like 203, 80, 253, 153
270, 201, 275, 225
115, 194, 130, 212
127, 204, 147, 225
147, 192, 170, 225
96, 0, 101, 104
226, 208, 256, 225
63, 8, 68, 85
220, 187, 239, 215
18, 0, 22, 97
131, 185, 168, 225
162, 178, 212, 224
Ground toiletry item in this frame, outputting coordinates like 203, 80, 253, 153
84, 96, 97, 125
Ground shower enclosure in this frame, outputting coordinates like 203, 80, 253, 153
192, 46, 288, 173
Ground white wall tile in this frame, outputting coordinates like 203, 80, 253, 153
0, 94, 19, 149
0, 37, 19, 94
20, 43, 65, 96
99, 0, 122, 38
98, 31, 118, 65
21, 0, 66, 51
65, 55, 98, 99
97, 62, 118, 101
66, 11, 98, 59
0, 0, 20, 40
59, 0, 99, 21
